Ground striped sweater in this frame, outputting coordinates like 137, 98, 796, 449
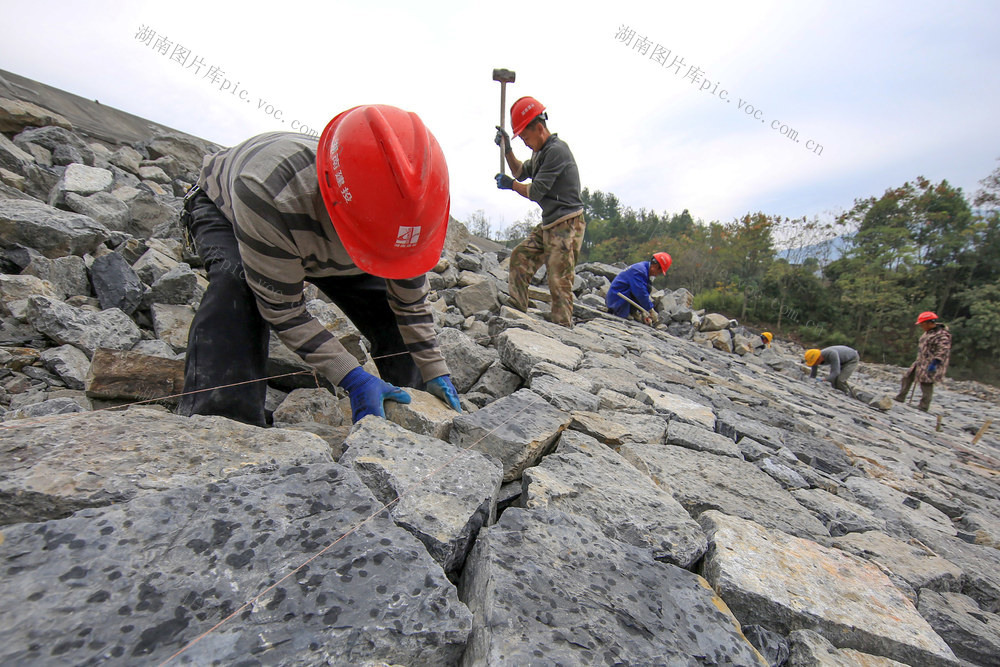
198, 132, 448, 385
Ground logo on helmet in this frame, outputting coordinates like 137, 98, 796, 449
395, 226, 421, 248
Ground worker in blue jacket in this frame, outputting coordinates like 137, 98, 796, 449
606, 252, 671, 324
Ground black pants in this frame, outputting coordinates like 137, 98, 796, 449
178, 189, 422, 426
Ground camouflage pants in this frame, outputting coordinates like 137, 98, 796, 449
508, 214, 586, 328
896, 368, 935, 411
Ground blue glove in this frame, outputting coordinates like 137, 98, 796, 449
494, 125, 512, 152
495, 173, 514, 190
927, 359, 939, 374
427, 375, 462, 413
338, 367, 411, 423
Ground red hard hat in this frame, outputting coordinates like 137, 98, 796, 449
915, 311, 938, 324
653, 252, 672, 274
317, 105, 450, 279
510, 96, 546, 136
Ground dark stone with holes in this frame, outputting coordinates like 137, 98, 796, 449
459, 507, 766, 665
0, 462, 471, 665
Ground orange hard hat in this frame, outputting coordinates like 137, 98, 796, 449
915, 311, 938, 324
804, 349, 822, 366
317, 105, 450, 279
510, 96, 546, 136
653, 252, 672, 274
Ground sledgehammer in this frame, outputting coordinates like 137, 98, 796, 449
493, 68, 516, 175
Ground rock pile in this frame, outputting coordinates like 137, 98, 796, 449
2, 86, 1000, 666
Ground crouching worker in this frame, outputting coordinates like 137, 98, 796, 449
605, 252, 671, 325
804, 346, 859, 397
178, 105, 461, 426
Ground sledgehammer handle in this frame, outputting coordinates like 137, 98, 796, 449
500, 82, 507, 176
618, 293, 651, 317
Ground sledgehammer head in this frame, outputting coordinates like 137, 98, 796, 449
492, 68, 516, 83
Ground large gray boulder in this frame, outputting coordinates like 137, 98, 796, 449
524, 430, 708, 567
459, 508, 768, 666
845, 475, 958, 542
341, 417, 503, 576
0, 407, 332, 525
26, 295, 141, 357
620, 442, 830, 539
832, 530, 964, 596
450, 388, 570, 482
0, 199, 110, 258
917, 589, 1000, 667
0, 462, 472, 665
48, 162, 113, 205
791, 487, 887, 536
787, 629, 911, 666
436, 326, 495, 393
64, 191, 130, 231
699, 511, 959, 666
89, 251, 143, 314
496, 326, 583, 378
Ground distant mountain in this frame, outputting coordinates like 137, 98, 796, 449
777, 234, 851, 265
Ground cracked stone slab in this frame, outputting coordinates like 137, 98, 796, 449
567, 410, 666, 446
0, 462, 472, 665
667, 420, 742, 458
0, 407, 332, 526
620, 443, 830, 540
832, 530, 963, 597
459, 507, 767, 666
916, 531, 1000, 614
845, 476, 958, 542
528, 373, 600, 412
791, 487, 888, 536
637, 384, 716, 428
699, 510, 959, 667
340, 417, 503, 576
449, 388, 570, 483
787, 629, 910, 666
523, 430, 707, 567
496, 327, 583, 378
917, 589, 1000, 667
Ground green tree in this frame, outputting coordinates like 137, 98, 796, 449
717, 213, 776, 320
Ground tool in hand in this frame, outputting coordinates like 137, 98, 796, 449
492, 68, 516, 175
617, 293, 657, 325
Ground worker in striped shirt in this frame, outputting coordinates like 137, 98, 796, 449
178, 105, 461, 426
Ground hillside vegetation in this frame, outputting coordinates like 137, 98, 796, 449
470, 163, 1000, 384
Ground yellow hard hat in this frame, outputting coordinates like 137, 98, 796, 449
804, 349, 822, 366
761, 332, 773, 344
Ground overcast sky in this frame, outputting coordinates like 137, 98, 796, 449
3, 0, 999, 238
